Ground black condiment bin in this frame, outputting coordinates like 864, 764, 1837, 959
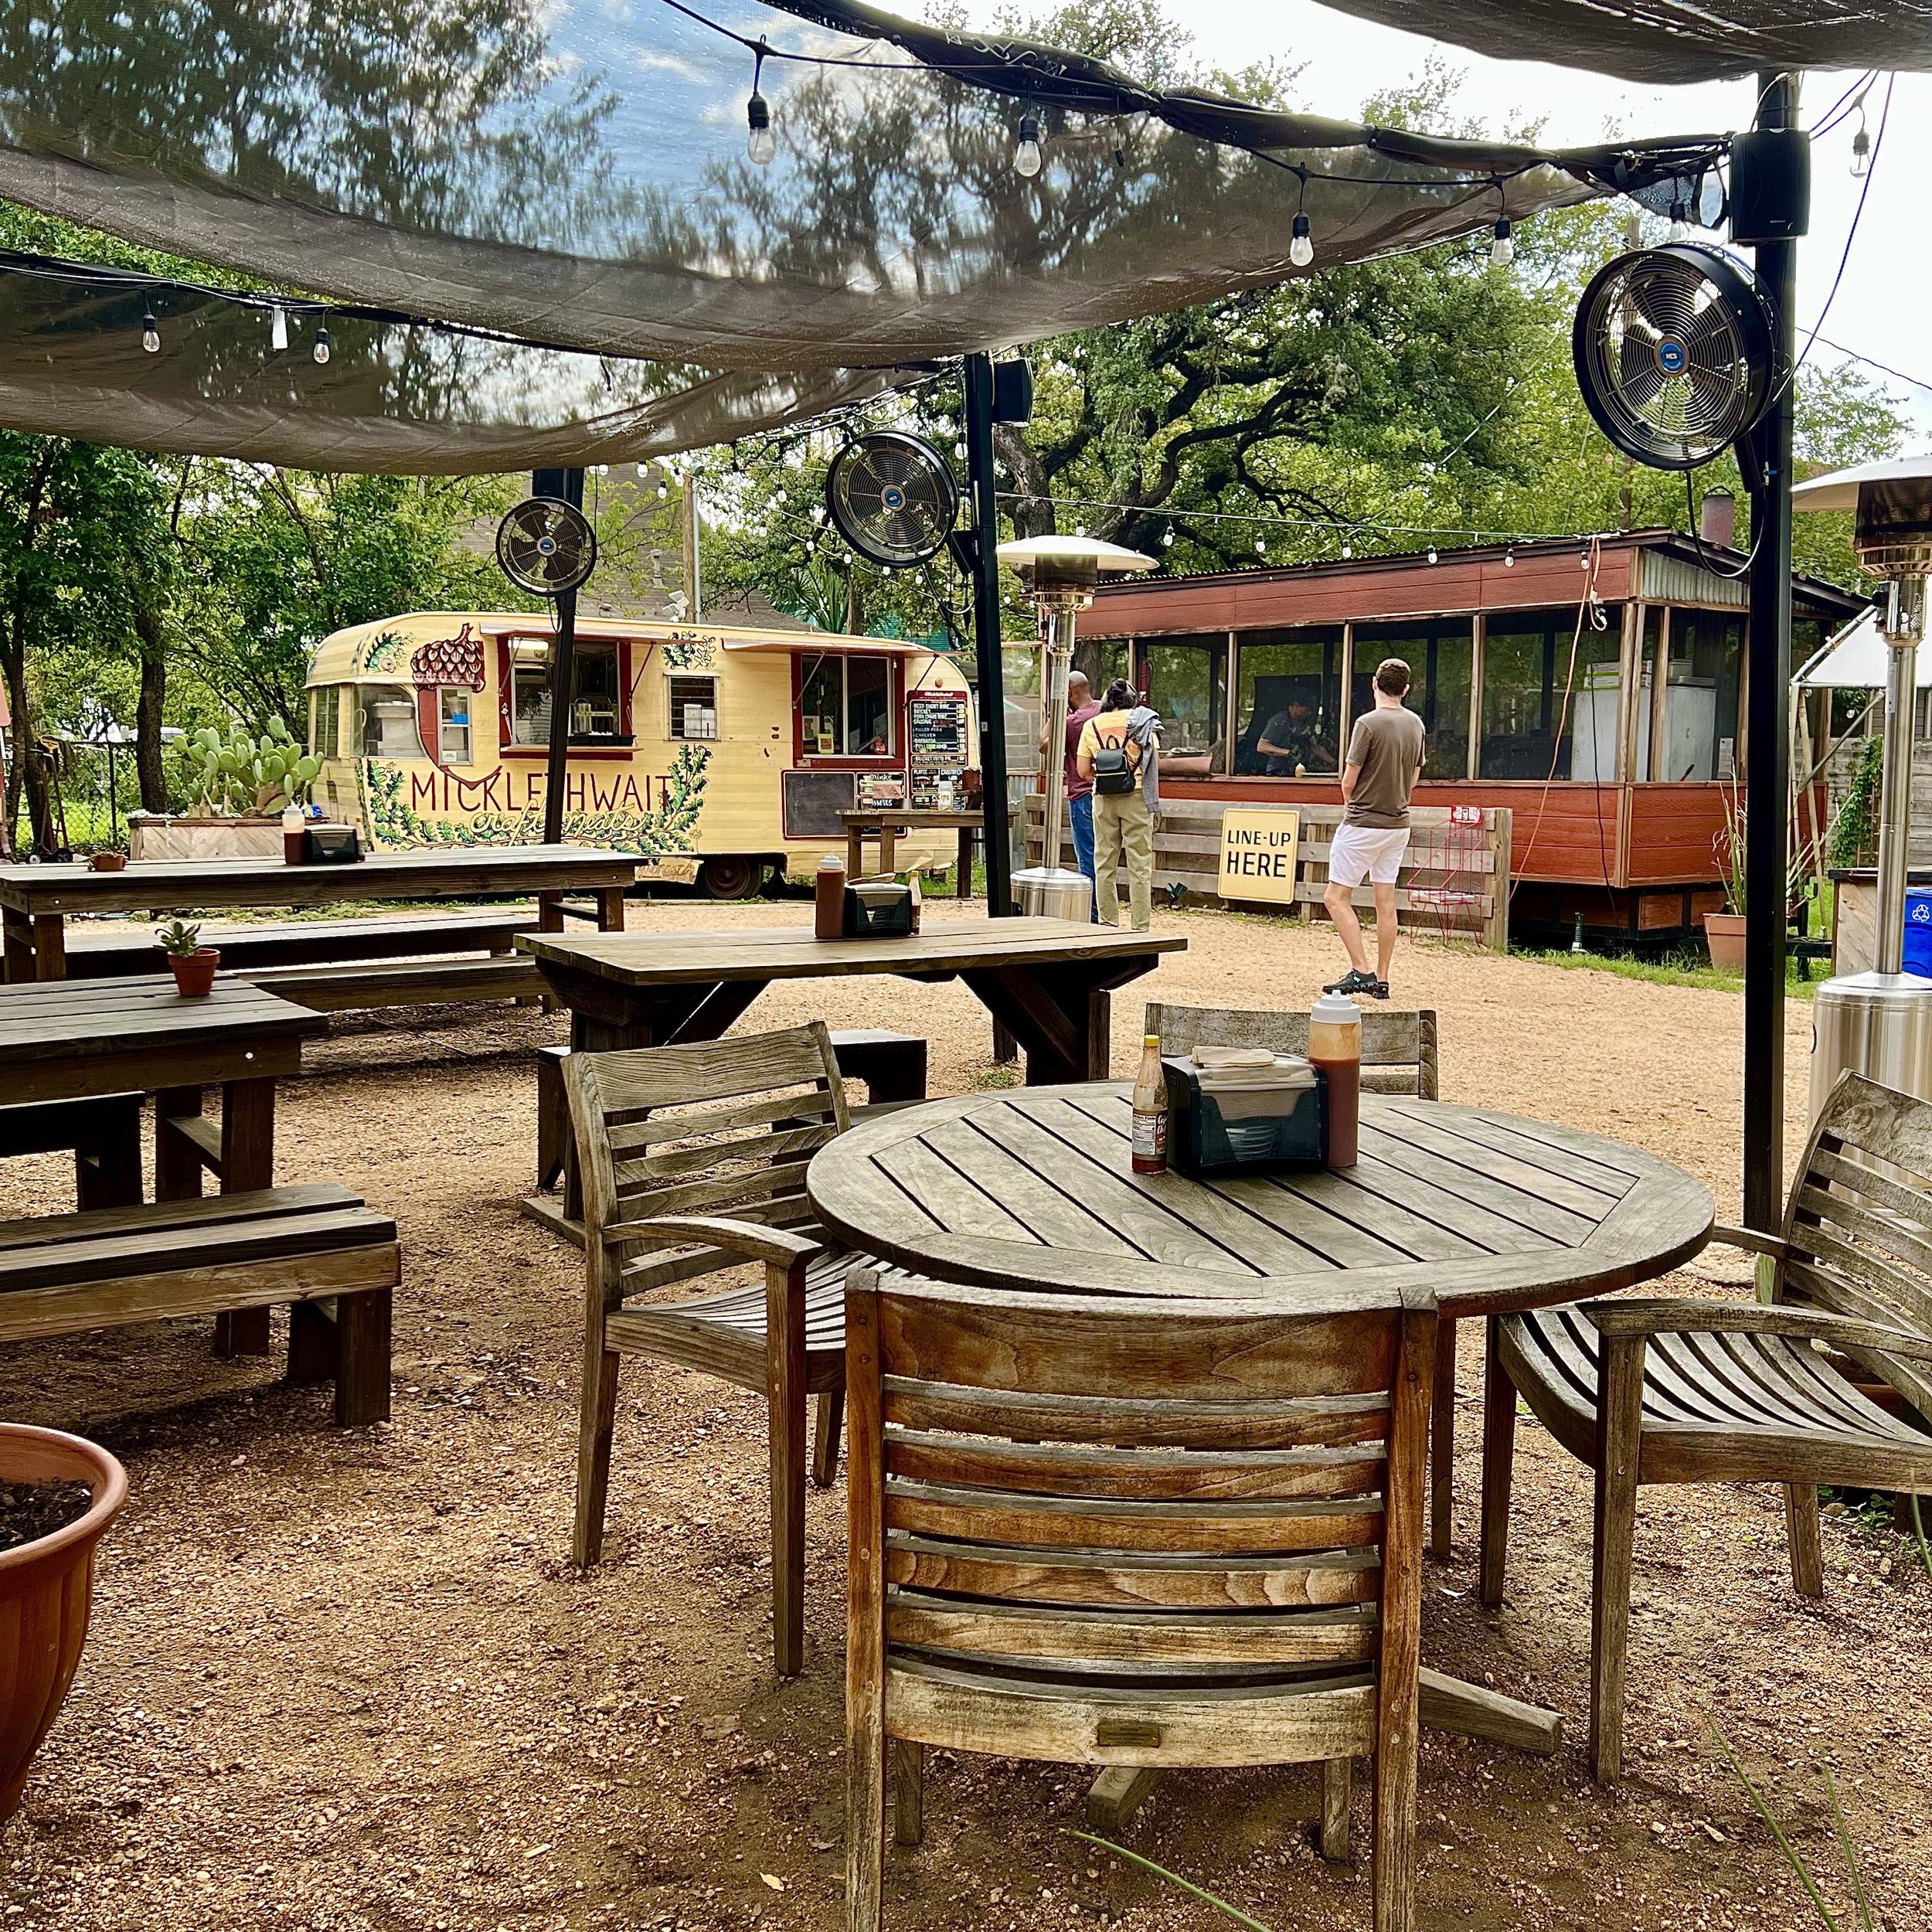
1162, 1056, 1326, 1176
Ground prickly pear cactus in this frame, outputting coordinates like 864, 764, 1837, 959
176, 716, 324, 816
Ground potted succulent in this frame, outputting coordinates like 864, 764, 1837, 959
1705, 794, 1748, 971
156, 917, 220, 996
0, 1424, 128, 1820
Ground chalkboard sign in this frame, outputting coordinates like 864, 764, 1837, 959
782, 769, 857, 839
910, 695, 968, 762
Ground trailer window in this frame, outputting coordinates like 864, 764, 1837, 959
311, 685, 342, 759
359, 685, 423, 759
669, 675, 718, 740
800, 653, 895, 757
509, 640, 551, 746
1233, 629, 1342, 775
1479, 609, 1624, 781
438, 688, 473, 765
571, 640, 624, 740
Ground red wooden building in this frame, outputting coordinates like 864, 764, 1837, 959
1075, 531, 1864, 939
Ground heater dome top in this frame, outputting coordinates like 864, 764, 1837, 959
996, 535, 1155, 594
1792, 454, 1932, 515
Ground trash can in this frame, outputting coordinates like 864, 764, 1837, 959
1905, 888, 1932, 978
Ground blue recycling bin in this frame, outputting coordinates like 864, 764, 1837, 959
1904, 888, 1932, 978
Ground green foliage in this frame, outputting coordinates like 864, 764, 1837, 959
1827, 735, 1883, 871
1712, 1724, 1876, 1932
174, 716, 322, 815
154, 918, 205, 957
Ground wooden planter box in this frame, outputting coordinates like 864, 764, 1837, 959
128, 816, 284, 863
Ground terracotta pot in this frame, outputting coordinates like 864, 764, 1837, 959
0, 1425, 128, 1821
166, 948, 220, 998
1704, 910, 1747, 971
86, 852, 127, 873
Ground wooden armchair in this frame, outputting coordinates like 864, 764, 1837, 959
1480, 1070, 1932, 1781
1145, 1001, 1462, 1560
845, 1267, 1434, 1932
564, 1021, 862, 1678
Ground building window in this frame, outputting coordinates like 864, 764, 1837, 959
1232, 628, 1342, 775
438, 688, 473, 765
358, 685, 423, 759
669, 674, 719, 740
1353, 621, 1472, 780
1479, 608, 1625, 780
1662, 611, 1743, 781
1141, 635, 1227, 770
310, 685, 342, 760
1074, 638, 1132, 696
509, 641, 551, 747
800, 653, 895, 757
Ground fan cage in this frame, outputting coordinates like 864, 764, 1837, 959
496, 499, 597, 595
827, 433, 959, 569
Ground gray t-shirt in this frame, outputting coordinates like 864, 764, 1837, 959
1344, 704, 1426, 828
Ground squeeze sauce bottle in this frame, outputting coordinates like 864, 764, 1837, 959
814, 855, 847, 940
1308, 992, 1362, 1169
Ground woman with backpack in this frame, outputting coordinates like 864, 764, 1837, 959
1077, 678, 1161, 930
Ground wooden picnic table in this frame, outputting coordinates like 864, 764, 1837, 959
517, 917, 1184, 1236
839, 808, 1010, 900
0, 975, 327, 1355
0, 844, 640, 982
806, 1080, 1713, 1787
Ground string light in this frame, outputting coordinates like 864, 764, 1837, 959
1290, 213, 1313, 268
1490, 217, 1514, 267
1014, 112, 1043, 179
1852, 124, 1871, 178
1427, 547, 1438, 564
1504, 546, 1516, 567
270, 305, 288, 352
312, 325, 331, 366
141, 309, 159, 353
1340, 543, 1352, 559
746, 39, 774, 165
1162, 526, 1175, 546
1667, 198, 1689, 241
1253, 536, 1265, 554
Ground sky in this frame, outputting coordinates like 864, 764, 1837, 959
958, 0, 1932, 440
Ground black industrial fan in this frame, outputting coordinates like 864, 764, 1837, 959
1572, 243, 1776, 471
496, 495, 597, 595
825, 431, 959, 568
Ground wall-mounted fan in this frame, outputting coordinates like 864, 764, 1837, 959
825, 432, 959, 568
496, 496, 597, 595
1572, 243, 1776, 471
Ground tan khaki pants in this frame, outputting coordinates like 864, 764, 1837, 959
1093, 788, 1154, 930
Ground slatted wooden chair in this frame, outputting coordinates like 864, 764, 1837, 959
845, 1267, 1434, 1932
1479, 1070, 1932, 1781
1145, 1001, 1462, 1562
564, 1021, 862, 1679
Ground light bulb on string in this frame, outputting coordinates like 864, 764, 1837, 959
1289, 211, 1313, 269
1253, 536, 1266, 555
1014, 112, 1043, 179
141, 310, 160, 353
1340, 543, 1352, 560
312, 326, 331, 366
1161, 526, 1175, 547
746, 40, 774, 165
1427, 547, 1438, 565
270, 305, 288, 352
1490, 217, 1513, 267
1852, 124, 1871, 179
1504, 546, 1516, 567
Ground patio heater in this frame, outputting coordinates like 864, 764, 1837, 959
1794, 457, 1932, 1117
995, 535, 1154, 920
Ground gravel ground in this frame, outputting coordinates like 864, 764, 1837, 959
0, 896, 1927, 1932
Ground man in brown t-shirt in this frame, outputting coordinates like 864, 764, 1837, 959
1322, 658, 1426, 998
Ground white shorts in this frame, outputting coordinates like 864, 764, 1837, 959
1328, 824, 1410, 888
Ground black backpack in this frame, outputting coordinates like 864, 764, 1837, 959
1090, 721, 1141, 795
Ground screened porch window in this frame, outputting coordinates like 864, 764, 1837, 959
310, 685, 343, 760
1660, 611, 1743, 781
1479, 608, 1625, 780
1352, 621, 1472, 779
1233, 628, 1342, 775
1141, 634, 1227, 770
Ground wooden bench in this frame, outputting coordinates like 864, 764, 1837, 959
0, 1183, 400, 1425
536, 1029, 928, 1194
0, 1094, 144, 1211
240, 954, 543, 1012
63, 910, 539, 978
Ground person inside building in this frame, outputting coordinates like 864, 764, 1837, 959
1322, 658, 1425, 999
1253, 694, 1335, 775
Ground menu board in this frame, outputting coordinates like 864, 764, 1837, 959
908, 694, 970, 809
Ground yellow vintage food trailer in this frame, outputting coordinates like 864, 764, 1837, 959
304, 612, 976, 897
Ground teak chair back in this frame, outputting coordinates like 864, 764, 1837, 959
1145, 1002, 1439, 1100
844, 1268, 1434, 1932
564, 1022, 854, 1674
1146, 1000, 1462, 1562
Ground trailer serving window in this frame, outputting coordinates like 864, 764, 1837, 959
358, 685, 423, 758
668, 675, 719, 740
438, 689, 472, 765
1353, 621, 1471, 779
799, 652, 894, 757
1141, 634, 1228, 771
507, 635, 629, 746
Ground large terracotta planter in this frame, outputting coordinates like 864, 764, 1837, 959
0, 1426, 128, 1821
1704, 910, 1747, 971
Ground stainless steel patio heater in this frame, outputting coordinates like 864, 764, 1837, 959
995, 536, 1155, 920
1794, 457, 1932, 1117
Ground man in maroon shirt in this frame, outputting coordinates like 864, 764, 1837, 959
1043, 670, 1102, 920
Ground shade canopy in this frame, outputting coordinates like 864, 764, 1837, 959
0, 0, 1728, 471
1795, 608, 1932, 691
1312, 1, 1932, 84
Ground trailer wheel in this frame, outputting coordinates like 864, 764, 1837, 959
699, 855, 762, 900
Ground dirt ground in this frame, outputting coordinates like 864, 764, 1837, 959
1, 897, 1927, 1932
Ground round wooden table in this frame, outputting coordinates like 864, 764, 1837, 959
806, 1083, 1714, 1320
808, 1082, 1713, 1787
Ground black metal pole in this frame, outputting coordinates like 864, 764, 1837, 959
534, 468, 585, 846
1743, 70, 1798, 1233
963, 353, 1012, 917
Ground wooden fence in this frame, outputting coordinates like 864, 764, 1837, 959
1025, 794, 1512, 951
